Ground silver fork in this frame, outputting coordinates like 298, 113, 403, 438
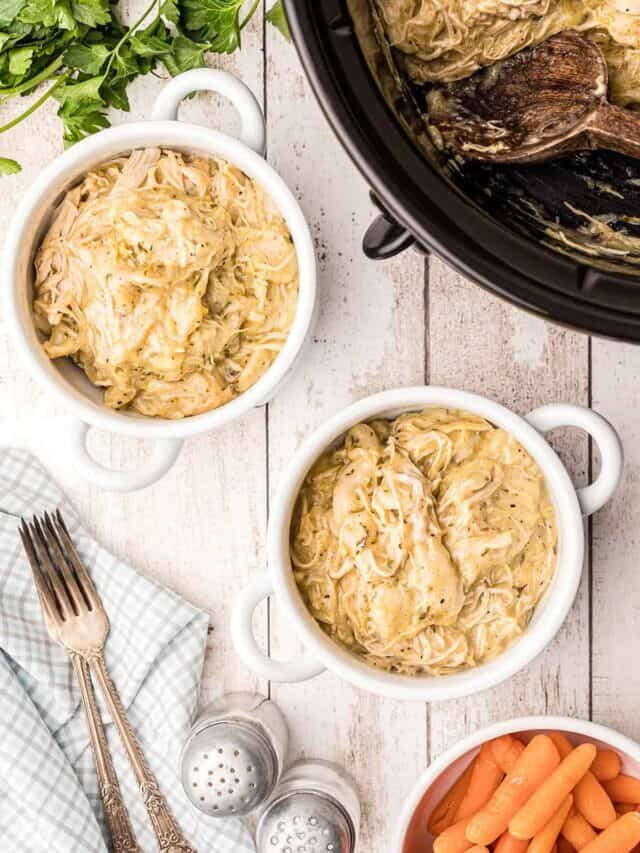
20, 517, 141, 853
20, 511, 197, 853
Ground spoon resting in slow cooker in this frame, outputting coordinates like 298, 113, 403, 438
427, 31, 640, 164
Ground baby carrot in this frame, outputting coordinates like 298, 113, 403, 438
433, 816, 473, 853
557, 839, 574, 853
429, 764, 474, 835
455, 742, 505, 821
605, 775, 640, 804
562, 807, 597, 849
467, 848, 489, 853
491, 736, 525, 774
549, 732, 573, 759
527, 795, 574, 853
619, 803, 640, 815
509, 743, 596, 839
465, 734, 561, 846
575, 771, 617, 829
548, 730, 615, 829
494, 830, 528, 852
591, 751, 622, 783
580, 811, 640, 852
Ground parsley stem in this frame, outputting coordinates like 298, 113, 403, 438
0, 72, 70, 134
0, 55, 65, 100
104, 0, 161, 78
240, 0, 261, 30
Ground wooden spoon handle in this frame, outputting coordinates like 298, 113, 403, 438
588, 102, 640, 160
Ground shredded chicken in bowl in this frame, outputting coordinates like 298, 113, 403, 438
33, 148, 299, 419
291, 408, 557, 676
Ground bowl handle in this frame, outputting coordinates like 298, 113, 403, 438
150, 68, 266, 155
525, 404, 623, 517
232, 573, 326, 682
67, 420, 183, 492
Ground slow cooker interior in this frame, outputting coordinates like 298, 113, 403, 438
350, 0, 640, 276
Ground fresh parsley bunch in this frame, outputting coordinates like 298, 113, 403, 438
0, 0, 289, 174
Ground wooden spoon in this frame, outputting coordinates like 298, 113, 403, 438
427, 31, 640, 165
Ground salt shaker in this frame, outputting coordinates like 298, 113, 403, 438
180, 692, 288, 818
256, 759, 360, 853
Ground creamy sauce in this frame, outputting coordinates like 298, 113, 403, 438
34, 148, 299, 419
291, 408, 557, 676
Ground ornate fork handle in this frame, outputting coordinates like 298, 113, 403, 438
70, 655, 141, 853
87, 652, 197, 853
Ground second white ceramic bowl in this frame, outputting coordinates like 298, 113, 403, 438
1, 69, 316, 492
232, 386, 623, 702
395, 716, 640, 852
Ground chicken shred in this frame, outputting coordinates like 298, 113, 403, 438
33, 148, 298, 419
291, 408, 557, 675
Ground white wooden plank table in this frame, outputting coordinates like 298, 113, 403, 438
0, 9, 636, 852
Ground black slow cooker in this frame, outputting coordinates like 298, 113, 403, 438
284, 0, 640, 341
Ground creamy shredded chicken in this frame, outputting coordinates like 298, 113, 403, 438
291, 409, 557, 675
33, 148, 298, 418
375, 0, 640, 108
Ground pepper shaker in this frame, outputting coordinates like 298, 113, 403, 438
256, 759, 360, 853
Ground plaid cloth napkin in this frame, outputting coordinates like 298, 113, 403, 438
0, 447, 255, 853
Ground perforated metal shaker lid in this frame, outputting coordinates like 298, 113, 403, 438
256, 760, 360, 853
180, 693, 288, 819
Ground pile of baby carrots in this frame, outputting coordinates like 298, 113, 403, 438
427, 731, 640, 852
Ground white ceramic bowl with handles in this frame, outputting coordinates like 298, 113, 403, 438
1, 69, 316, 492
232, 386, 623, 701
395, 715, 640, 852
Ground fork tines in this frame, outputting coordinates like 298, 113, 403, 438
19, 510, 98, 620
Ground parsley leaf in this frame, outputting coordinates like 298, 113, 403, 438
18, 0, 76, 31
180, 0, 248, 53
163, 33, 207, 75
8, 43, 32, 74
0, 0, 25, 27
0, 0, 260, 172
58, 97, 109, 145
0, 155, 20, 173
100, 75, 129, 110
55, 73, 104, 104
266, 1, 290, 42
55, 74, 108, 145
70, 0, 109, 27
110, 43, 145, 82
63, 42, 110, 75
130, 20, 173, 59
160, 0, 179, 26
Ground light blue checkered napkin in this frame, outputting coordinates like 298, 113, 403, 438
0, 447, 255, 853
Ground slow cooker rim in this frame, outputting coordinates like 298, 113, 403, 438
284, 0, 640, 342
